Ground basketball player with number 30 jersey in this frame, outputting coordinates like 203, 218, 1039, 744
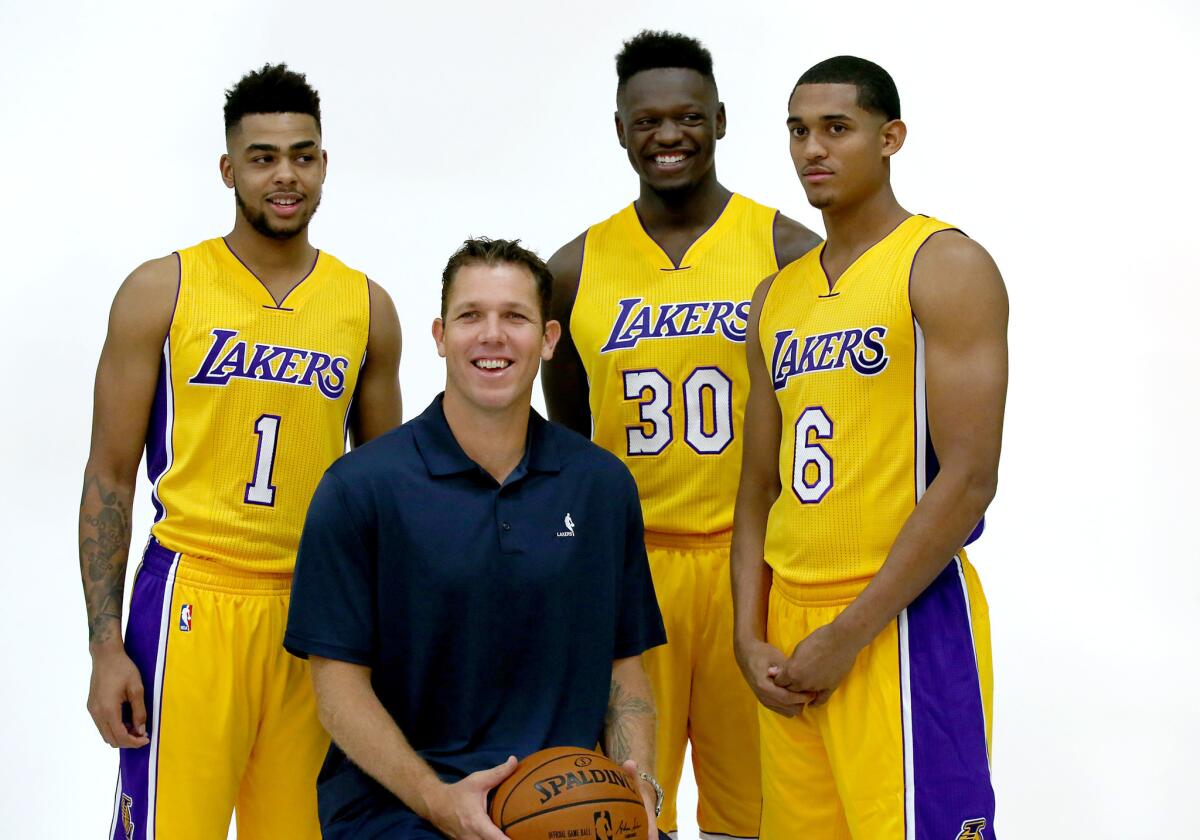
544, 32, 819, 839
732, 58, 1007, 838
78, 65, 402, 840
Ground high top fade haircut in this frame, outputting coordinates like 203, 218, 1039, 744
440, 238, 554, 324
223, 63, 322, 134
795, 56, 900, 122
615, 30, 716, 95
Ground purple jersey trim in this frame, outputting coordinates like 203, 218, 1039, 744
222, 237, 321, 309
904, 559, 996, 837
114, 539, 180, 839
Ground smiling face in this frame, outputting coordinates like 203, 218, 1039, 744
616, 67, 725, 195
787, 82, 904, 211
220, 112, 326, 239
434, 261, 561, 416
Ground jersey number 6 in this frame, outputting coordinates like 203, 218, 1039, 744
623, 367, 733, 456
792, 406, 833, 503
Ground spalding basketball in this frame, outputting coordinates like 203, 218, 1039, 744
489, 747, 648, 840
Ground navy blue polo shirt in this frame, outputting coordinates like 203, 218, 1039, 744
285, 395, 666, 822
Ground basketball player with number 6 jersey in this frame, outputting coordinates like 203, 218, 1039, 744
78, 65, 402, 840
543, 32, 819, 839
732, 57, 1007, 838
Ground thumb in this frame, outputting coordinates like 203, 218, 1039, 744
478, 755, 519, 789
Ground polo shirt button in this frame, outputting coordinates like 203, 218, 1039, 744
501, 522, 511, 531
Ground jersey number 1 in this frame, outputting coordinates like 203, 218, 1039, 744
623, 367, 733, 456
245, 414, 281, 506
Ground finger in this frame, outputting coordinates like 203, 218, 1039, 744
128, 681, 148, 738
811, 689, 834, 707
97, 718, 119, 748
759, 679, 806, 703
476, 755, 519, 789
766, 665, 780, 677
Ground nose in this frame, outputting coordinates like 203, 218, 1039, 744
656, 119, 683, 145
480, 312, 506, 344
803, 134, 827, 162
273, 157, 298, 187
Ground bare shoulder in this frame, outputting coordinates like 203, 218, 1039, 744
365, 277, 401, 348
547, 230, 588, 318
548, 231, 587, 285
751, 271, 781, 309
772, 213, 823, 268
110, 254, 180, 334
911, 231, 1007, 323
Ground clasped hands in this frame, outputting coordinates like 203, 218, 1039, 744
735, 623, 861, 717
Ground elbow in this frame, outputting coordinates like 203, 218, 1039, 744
961, 467, 998, 513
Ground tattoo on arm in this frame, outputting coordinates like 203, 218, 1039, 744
603, 678, 654, 764
79, 474, 132, 645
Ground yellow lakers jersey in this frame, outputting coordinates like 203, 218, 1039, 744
148, 238, 369, 573
572, 194, 781, 535
760, 215, 960, 586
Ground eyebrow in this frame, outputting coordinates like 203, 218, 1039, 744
244, 140, 318, 153
787, 113, 854, 124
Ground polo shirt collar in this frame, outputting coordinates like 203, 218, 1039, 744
412, 394, 562, 479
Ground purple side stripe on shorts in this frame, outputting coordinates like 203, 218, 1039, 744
904, 558, 995, 839
113, 539, 179, 840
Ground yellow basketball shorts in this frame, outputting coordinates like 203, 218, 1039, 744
759, 555, 995, 840
109, 537, 327, 840
643, 532, 761, 839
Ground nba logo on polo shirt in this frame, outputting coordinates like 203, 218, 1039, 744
179, 603, 193, 632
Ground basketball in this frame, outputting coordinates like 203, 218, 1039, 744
489, 747, 649, 840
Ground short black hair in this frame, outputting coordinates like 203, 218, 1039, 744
795, 56, 900, 121
440, 238, 553, 324
616, 30, 715, 90
223, 63, 322, 134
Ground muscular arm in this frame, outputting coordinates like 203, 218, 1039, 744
772, 212, 823, 269
310, 657, 513, 840
349, 278, 403, 446
730, 276, 810, 716
81, 255, 178, 747
773, 232, 1008, 703
540, 232, 591, 436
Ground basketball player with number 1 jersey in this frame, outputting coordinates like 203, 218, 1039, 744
78, 65, 402, 840
732, 57, 1008, 838
544, 32, 820, 838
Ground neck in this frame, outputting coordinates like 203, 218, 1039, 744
820, 182, 909, 255
441, 389, 531, 484
635, 171, 732, 232
225, 213, 318, 278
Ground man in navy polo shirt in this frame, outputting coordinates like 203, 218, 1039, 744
285, 238, 668, 840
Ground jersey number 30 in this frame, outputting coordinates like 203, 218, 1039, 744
623, 367, 733, 456
245, 414, 281, 506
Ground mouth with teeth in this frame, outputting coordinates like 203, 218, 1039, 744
267, 194, 303, 217
651, 151, 691, 170
473, 358, 512, 371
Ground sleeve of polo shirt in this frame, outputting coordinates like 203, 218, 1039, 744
284, 470, 377, 665
613, 471, 668, 659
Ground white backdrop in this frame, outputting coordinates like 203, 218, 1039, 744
2, 0, 1197, 836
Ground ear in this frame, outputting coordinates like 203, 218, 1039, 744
614, 111, 627, 149
321, 149, 329, 183
715, 102, 727, 140
220, 153, 235, 189
432, 318, 447, 358
541, 319, 562, 361
881, 118, 906, 158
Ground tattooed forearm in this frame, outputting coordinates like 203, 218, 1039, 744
79, 473, 133, 645
604, 677, 655, 765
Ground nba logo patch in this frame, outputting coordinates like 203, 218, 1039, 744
179, 603, 192, 632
